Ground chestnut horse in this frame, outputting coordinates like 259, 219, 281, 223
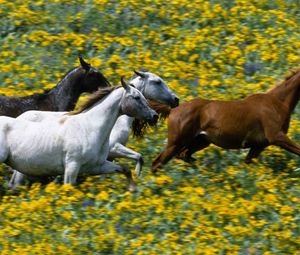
152, 67, 300, 172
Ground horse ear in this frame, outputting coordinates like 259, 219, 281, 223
121, 77, 130, 91
79, 57, 90, 71
134, 69, 147, 78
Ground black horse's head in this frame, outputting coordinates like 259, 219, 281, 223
79, 57, 111, 93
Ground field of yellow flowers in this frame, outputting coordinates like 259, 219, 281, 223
1, 0, 300, 254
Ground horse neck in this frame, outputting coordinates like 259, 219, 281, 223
269, 71, 300, 113
48, 68, 83, 111
82, 88, 124, 136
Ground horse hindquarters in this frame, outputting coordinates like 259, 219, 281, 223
0, 120, 11, 163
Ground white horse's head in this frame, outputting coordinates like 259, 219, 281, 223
120, 77, 158, 126
131, 70, 179, 108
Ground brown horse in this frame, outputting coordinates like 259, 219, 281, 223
152, 67, 300, 172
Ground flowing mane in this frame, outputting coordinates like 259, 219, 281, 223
69, 86, 119, 115
283, 67, 300, 82
270, 67, 300, 92
132, 100, 172, 138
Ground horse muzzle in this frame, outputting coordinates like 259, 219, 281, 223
147, 113, 159, 126
170, 96, 179, 108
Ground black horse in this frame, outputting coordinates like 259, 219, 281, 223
0, 57, 111, 117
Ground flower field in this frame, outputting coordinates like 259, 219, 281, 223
1, 0, 300, 254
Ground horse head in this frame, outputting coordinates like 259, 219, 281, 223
120, 77, 158, 126
79, 57, 111, 93
133, 70, 179, 108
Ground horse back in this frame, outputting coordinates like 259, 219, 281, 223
0, 94, 51, 118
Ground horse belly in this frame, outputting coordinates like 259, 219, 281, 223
9, 158, 63, 177
208, 134, 245, 149
205, 128, 266, 149
7, 132, 64, 176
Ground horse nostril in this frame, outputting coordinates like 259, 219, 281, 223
173, 97, 179, 107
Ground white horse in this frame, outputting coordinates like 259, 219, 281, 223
3, 78, 157, 191
108, 70, 178, 172
9, 70, 178, 188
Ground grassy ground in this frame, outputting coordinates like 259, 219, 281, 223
1, 0, 300, 254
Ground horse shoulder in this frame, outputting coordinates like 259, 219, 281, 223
168, 99, 207, 138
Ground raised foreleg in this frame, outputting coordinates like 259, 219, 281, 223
108, 143, 143, 176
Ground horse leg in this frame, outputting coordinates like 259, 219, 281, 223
152, 144, 182, 173
118, 165, 136, 193
268, 132, 300, 156
89, 160, 136, 192
245, 146, 266, 164
64, 162, 80, 185
108, 143, 143, 177
177, 134, 210, 163
8, 170, 27, 189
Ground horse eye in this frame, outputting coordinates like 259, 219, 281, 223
155, 80, 162, 85
134, 96, 141, 100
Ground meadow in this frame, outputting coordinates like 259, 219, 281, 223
0, 0, 300, 254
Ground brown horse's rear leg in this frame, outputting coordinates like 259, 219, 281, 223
245, 146, 266, 164
152, 144, 182, 173
270, 132, 300, 157
177, 135, 210, 163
